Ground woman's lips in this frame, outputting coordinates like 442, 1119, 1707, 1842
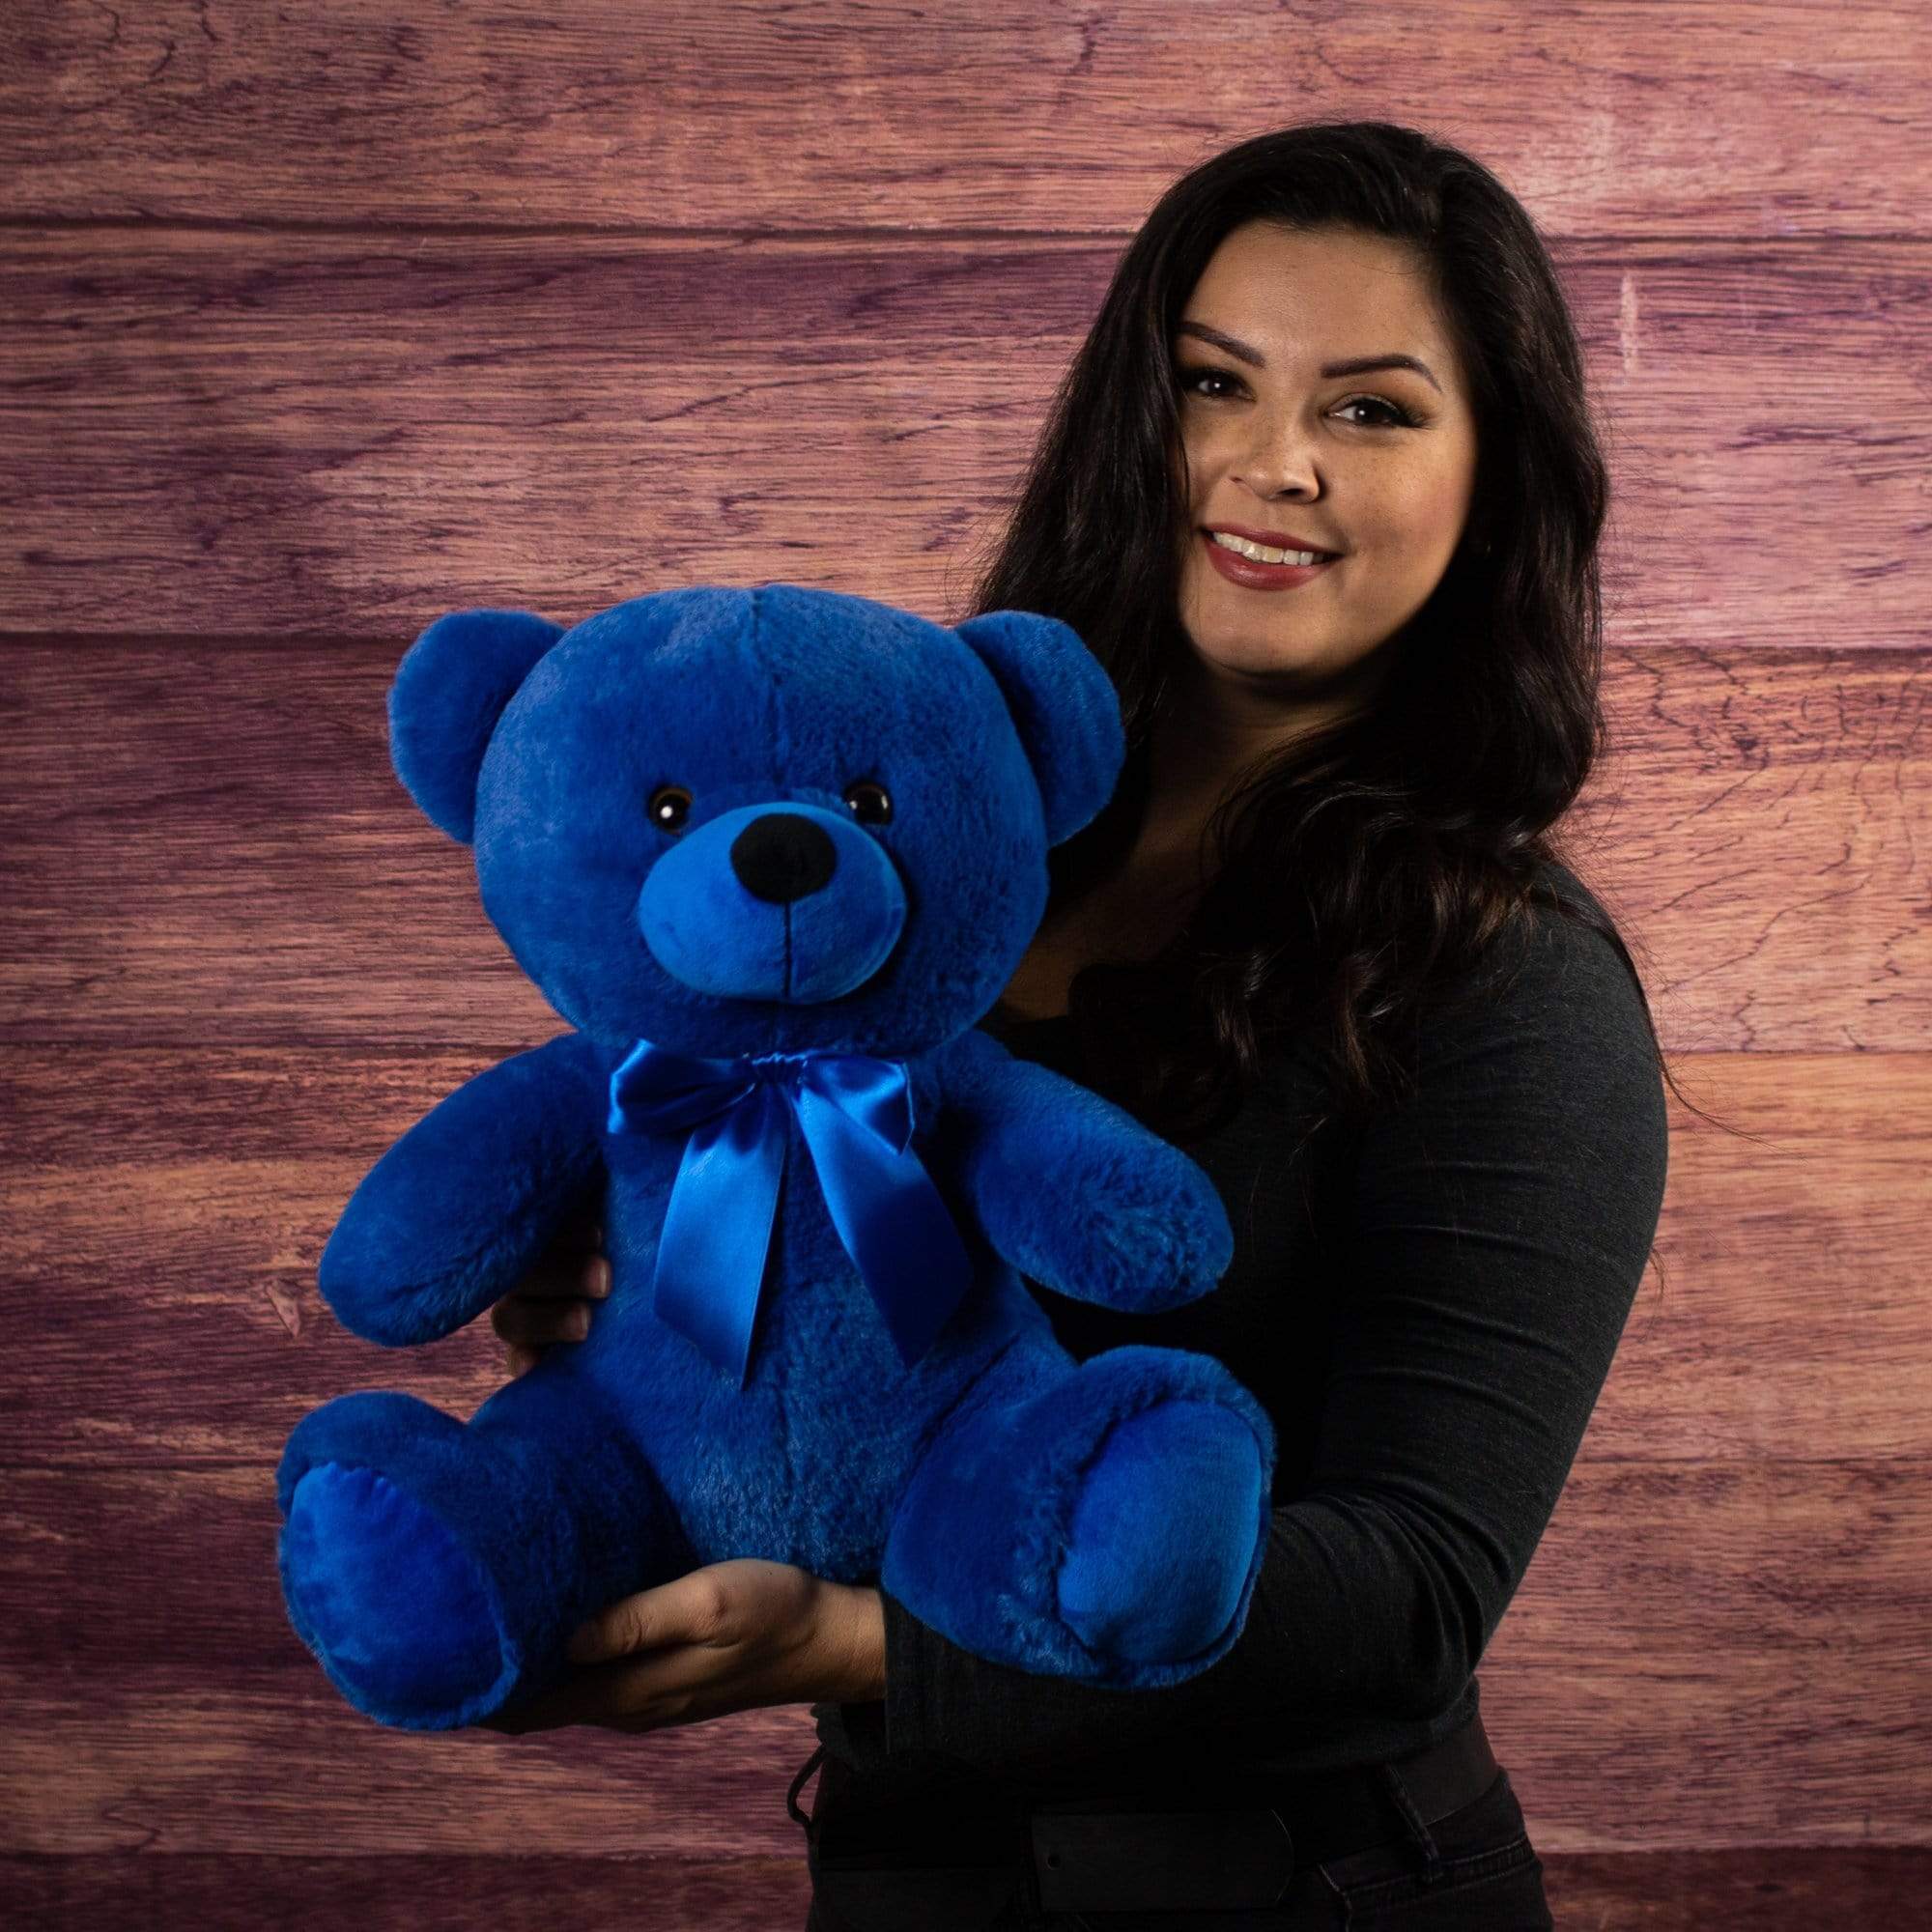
1201, 528, 1339, 591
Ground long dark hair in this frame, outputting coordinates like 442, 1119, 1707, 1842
950, 120, 1719, 1171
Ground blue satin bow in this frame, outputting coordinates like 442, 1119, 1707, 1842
606, 1037, 976, 1388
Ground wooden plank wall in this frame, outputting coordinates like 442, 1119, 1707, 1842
3, 3, 1928, 1925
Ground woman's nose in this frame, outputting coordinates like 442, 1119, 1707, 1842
1235, 423, 1321, 497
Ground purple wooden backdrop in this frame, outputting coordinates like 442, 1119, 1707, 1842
3, 3, 1928, 1925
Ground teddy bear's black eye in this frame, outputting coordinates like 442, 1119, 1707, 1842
647, 784, 692, 833
843, 780, 892, 826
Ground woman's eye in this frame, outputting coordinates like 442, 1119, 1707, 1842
1179, 363, 1238, 400
1336, 396, 1413, 428
647, 784, 692, 832
1177, 364, 1414, 429
843, 781, 893, 826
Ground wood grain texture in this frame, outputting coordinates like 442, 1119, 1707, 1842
10, 1847, 1929, 1931
1543, 1851, 1932, 1929
6, 0, 1930, 1912
1488, 1458, 1932, 1848
1, 1453, 1924, 1851
1, 230, 1927, 642
2, 1053, 1928, 1851
2, 640, 1924, 1052
2, 1855, 815, 1932
3, 1, 1926, 236
2, 1050, 1926, 1468
0, 1634, 819, 1856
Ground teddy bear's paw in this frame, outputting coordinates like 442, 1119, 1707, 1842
1055, 1401, 1265, 1666
281, 1462, 512, 1727
1057, 1156, 1236, 1316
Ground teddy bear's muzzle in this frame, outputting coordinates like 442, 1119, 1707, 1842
636, 800, 908, 1004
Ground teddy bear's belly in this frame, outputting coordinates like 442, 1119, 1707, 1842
580, 1156, 1046, 1582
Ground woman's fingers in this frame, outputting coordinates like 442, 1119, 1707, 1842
491, 1218, 608, 1374
492, 1293, 594, 1343
504, 1220, 608, 1296
506, 1252, 608, 1301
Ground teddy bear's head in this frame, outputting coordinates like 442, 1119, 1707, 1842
384, 583, 1123, 1058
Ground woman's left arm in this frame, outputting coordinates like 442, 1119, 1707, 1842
869, 901, 1673, 1774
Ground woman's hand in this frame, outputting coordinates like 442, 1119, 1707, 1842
475, 1558, 888, 1736
490, 1210, 609, 1378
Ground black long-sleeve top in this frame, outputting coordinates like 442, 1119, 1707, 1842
810, 858, 1670, 1795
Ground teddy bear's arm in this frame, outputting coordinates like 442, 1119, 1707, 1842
932, 1029, 1233, 1312
315, 1030, 607, 1347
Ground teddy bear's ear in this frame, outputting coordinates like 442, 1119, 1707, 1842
952, 610, 1125, 845
387, 608, 566, 844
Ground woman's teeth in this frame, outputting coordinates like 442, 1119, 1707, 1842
1208, 530, 1331, 566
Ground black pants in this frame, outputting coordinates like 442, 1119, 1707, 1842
793, 1718, 1554, 1929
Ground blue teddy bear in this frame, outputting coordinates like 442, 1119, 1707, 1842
275, 583, 1276, 1731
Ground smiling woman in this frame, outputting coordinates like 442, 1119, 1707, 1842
484, 119, 1685, 1931
785, 118, 1695, 1930
1171, 224, 1483, 723
946, 122, 1657, 1151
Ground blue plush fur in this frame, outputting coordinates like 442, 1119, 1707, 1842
275, 583, 1276, 1731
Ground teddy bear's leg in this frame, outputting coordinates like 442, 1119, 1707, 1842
276, 1369, 691, 1731
881, 1342, 1272, 1688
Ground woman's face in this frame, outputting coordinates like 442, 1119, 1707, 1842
1171, 220, 1482, 711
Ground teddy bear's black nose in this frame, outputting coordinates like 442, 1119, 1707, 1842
729, 811, 838, 904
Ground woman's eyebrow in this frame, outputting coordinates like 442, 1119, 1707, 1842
1175, 320, 1442, 394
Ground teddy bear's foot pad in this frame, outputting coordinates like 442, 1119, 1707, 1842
282, 1462, 509, 1723
1056, 1402, 1265, 1665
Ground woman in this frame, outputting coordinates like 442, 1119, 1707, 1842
484, 121, 1683, 1929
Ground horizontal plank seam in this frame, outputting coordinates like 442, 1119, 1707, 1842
13, 1043, 1924, 1061
2, 634, 1917, 655
4, 1454, 1928, 1475
4, 218, 1930, 246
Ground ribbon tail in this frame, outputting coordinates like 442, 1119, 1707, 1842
795, 1084, 978, 1371
652, 1083, 786, 1388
